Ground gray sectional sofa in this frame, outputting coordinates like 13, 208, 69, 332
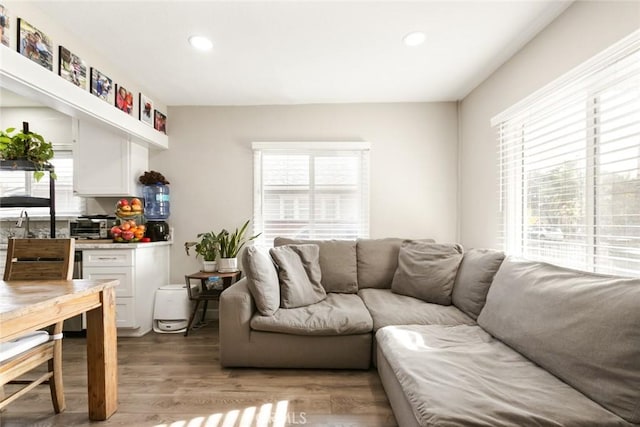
219, 237, 640, 426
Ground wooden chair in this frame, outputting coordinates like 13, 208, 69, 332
0, 238, 75, 413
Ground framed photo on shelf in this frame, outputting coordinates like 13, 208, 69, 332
17, 18, 53, 70
115, 84, 134, 115
154, 110, 167, 134
90, 67, 114, 104
139, 93, 153, 126
58, 46, 88, 90
0, 3, 10, 47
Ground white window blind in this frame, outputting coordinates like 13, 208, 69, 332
494, 30, 640, 277
0, 150, 85, 217
253, 142, 370, 246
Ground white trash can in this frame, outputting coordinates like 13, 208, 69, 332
153, 284, 193, 333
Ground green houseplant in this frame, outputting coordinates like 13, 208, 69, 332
217, 220, 261, 273
0, 126, 56, 182
184, 231, 224, 272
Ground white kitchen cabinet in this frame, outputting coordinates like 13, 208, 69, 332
73, 120, 148, 197
81, 244, 169, 337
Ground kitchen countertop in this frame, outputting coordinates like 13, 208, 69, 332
0, 240, 173, 251
75, 240, 173, 249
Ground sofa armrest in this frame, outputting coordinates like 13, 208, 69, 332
219, 278, 256, 367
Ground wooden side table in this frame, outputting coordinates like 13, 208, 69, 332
184, 270, 242, 336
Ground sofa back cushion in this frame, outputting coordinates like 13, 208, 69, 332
357, 238, 435, 289
242, 246, 281, 316
478, 257, 640, 424
356, 238, 404, 289
274, 237, 358, 293
451, 248, 505, 320
391, 241, 463, 305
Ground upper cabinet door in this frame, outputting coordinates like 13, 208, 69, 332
73, 120, 148, 197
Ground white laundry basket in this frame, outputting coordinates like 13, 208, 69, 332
153, 284, 193, 333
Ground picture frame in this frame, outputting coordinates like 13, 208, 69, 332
90, 67, 114, 104
58, 45, 88, 90
0, 3, 10, 47
115, 84, 134, 115
139, 93, 153, 126
154, 110, 167, 134
17, 18, 53, 70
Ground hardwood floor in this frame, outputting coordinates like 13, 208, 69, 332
1, 322, 397, 427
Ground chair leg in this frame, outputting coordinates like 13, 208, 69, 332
0, 386, 5, 413
49, 325, 65, 413
48, 357, 65, 413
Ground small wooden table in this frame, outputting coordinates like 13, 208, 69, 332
0, 279, 119, 421
184, 271, 242, 336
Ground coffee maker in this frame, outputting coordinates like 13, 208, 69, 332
146, 221, 170, 241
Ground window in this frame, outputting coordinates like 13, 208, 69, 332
0, 149, 85, 217
253, 142, 370, 246
494, 30, 640, 277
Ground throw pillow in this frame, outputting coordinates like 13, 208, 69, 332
451, 248, 505, 319
391, 241, 463, 305
242, 246, 280, 316
274, 237, 358, 293
356, 238, 436, 289
269, 244, 326, 308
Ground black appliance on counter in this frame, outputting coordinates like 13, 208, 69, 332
70, 215, 117, 239
145, 220, 170, 241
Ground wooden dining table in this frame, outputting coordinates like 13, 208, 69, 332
0, 278, 119, 421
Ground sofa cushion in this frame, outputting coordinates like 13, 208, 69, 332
451, 248, 505, 320
391, 241, 463, 305
377, 324, 630, 427
358, 288, 474, 331
478, 257, 640, 424
250, 293, 373, 336
242, 246, 280, 316
357, 238, 435, 289
274, 237, 358, 293
269, 244, 326, 308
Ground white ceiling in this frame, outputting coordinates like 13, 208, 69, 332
31, 1, 571, 106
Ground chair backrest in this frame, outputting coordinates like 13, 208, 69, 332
3, 239, 75, 281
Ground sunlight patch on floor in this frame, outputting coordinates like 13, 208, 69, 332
154, 400, 290, 427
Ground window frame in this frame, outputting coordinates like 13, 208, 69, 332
252, 141, 370, 246
494, 29, 640, 277
0, 145, 86, 218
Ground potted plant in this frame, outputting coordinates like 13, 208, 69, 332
0, 123, 56, 182
184, 231, 224, 272
217, 220, 261, 273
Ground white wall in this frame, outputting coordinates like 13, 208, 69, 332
459, 1, 640, 250
152, 103, 458, 281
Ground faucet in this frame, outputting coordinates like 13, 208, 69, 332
16, 210, 36, 238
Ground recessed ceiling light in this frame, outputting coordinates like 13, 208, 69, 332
188, 35, 213, 51
403, 31, 426, 47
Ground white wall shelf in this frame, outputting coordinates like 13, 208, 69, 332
0, 47, 168, 150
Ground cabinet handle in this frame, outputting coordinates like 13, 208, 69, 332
96, 256, 119, 261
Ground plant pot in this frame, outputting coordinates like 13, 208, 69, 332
202, 260, 217, 272
217, 257, 238, 273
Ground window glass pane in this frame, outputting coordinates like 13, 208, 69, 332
255, 147, 369, 246
594, 73, 640, 276
0, 150, 85, 217
523, 104, 587, 270
496, 36, 640, 277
